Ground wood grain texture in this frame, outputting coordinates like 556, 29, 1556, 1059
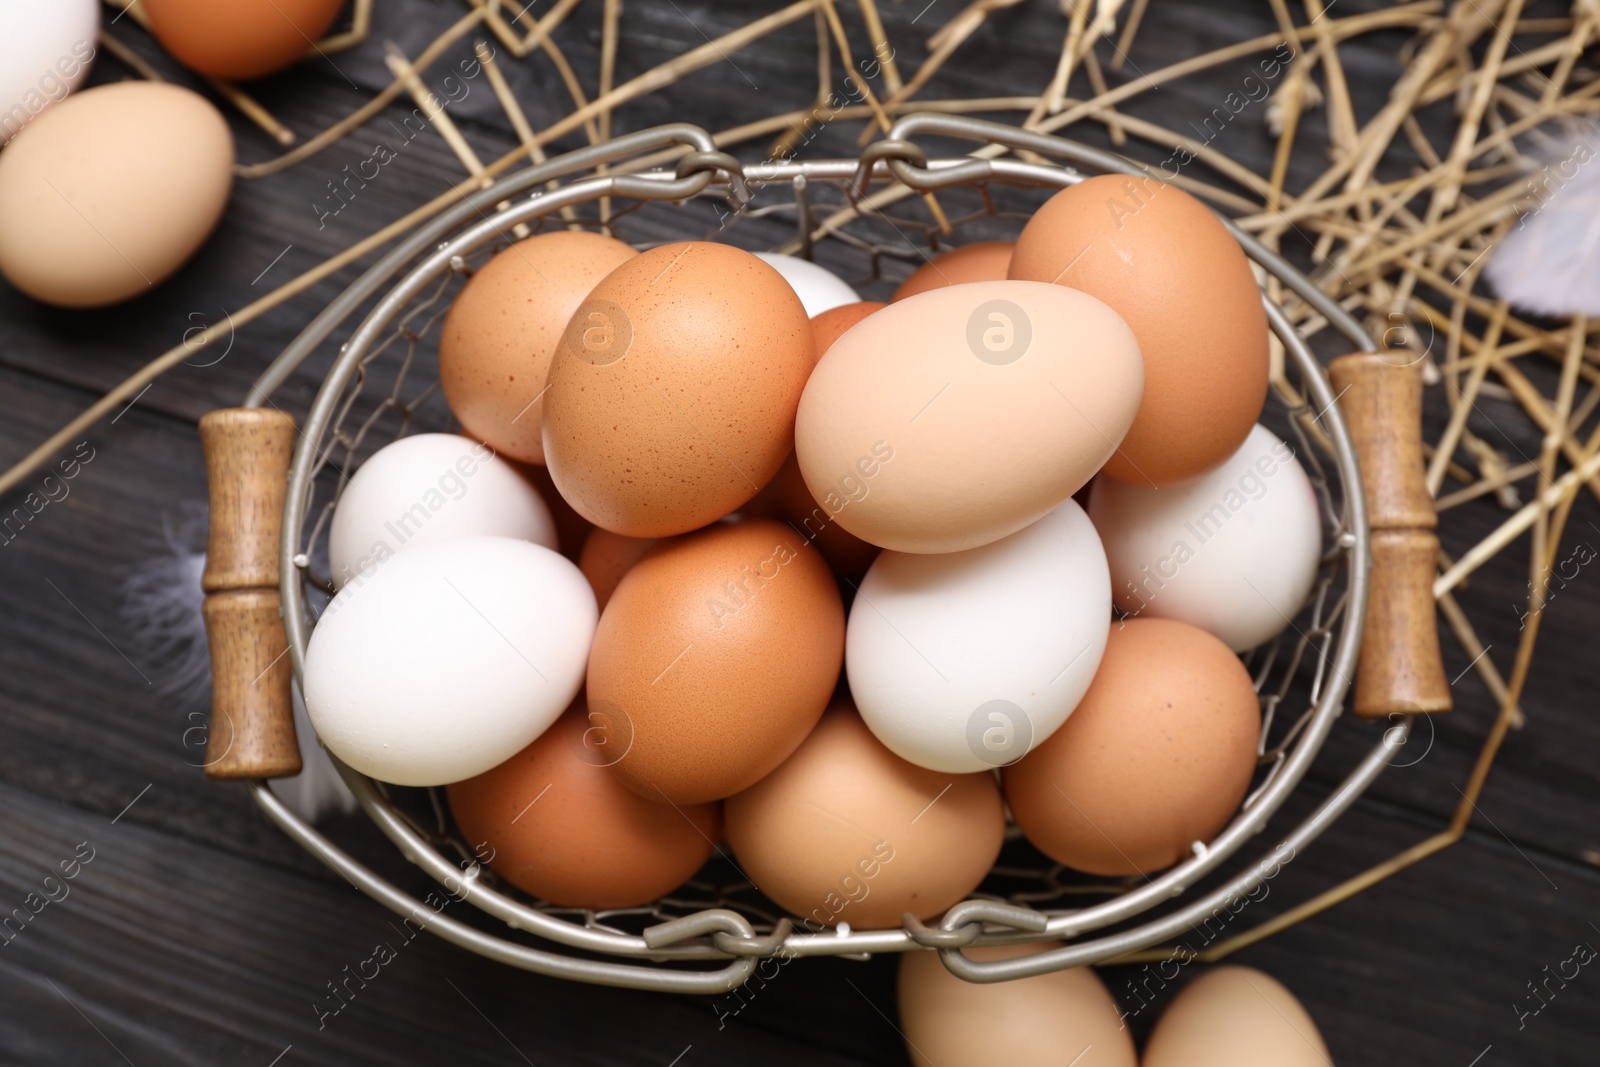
0, 1, 1597, 1063
199, 407, 300, 778
1332, 351, 1453, 716
201, 588, 301, 779
199, 408, 297, 593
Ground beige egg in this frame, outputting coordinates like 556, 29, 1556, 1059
794, 280, 1142, 554
440, 231, 637, 465
0, 81, 233, 307
542, 242, 814, 537
1144, 966, 1332, 1067
898, 943, 1136, 1067
724, 705, 1004, 929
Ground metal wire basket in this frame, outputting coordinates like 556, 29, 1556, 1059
236, 114, 1409, 993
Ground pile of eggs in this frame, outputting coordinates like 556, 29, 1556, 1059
303, 175, 1327, 934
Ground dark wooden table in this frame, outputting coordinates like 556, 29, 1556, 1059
3, 1, 1597, 1063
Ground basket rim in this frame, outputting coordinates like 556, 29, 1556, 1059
244, 115, 1403, 993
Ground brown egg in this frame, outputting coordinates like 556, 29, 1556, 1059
0, 82, 232, 308
724, 705, 1004, 929
578, 528, 657, 612
893, 241, 1015, 301
143, 0, 346, 81
542, 242, 814, 537
1009, 176, 1268, 486
898, 943, 1137, 1067
440, 231, 637, 465
446, 705, 720, 910
1002, 618, 1259, 876
810, 301, 885, 356
745, 452, 880, 580
1143, 966, 1331, 1067
588, 518, 843, 804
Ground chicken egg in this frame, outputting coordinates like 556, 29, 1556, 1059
142, 0, 346, 81
439, 230, 636, 465
0, 0, 98, 144
1002, 617, 1259, 876
796, 280, 1143, 554
446, 703, 720, 909
0, 81, 232, 307
328, 434, 556, 589
846, 500, 1111, 773
542, 242, 814, 537
1010, 175, 1268, 486
1089, 424, 1321, 651
304, 537, 597, 787
587, 518, 844, 804
1143, 966, 1332, 1067
724, 704, 1004, 928
898, 943, 1136, 1067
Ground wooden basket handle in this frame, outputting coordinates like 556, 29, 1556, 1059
199, 408, 303, 778
1329, 351, 1453, 718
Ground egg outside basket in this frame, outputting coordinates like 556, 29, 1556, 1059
224, 115, 1413, 993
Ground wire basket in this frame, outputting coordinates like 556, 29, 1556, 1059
237, 115, 1409, 994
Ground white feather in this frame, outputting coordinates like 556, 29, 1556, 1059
1485, 133, 1600, 317
122, 505, 355, 822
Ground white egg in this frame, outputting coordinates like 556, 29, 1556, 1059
1089, 424, 1322, 652
754, 252, 861, 316
304, 536, 597, 786
845, 501, 1110, 773
329, 433, 556, 588
0, 0, 98, 144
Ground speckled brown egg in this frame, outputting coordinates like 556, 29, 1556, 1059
587, 518, 843, 804
541, 242, 814, 537
893, 241, 1015, 301
724, 704, 1004, 929
440, 231, 636, 465
578, 527, 657, 612
1002, 618, 1260, 876
142, 0, 346, 81
1009, 176, 1268, 486
446, 704, 719, 909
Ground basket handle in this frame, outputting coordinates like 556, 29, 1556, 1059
1329, 351, 1452, 718
199, 408, 303, 778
